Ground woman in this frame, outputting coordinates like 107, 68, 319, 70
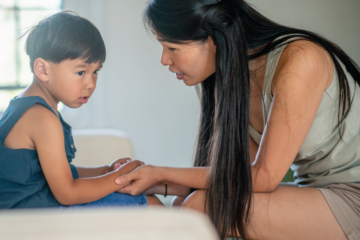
115, 0, 360, 239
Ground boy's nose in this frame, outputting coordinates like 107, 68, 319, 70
86, 77, 96, 91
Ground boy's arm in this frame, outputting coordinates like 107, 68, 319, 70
31, 107, 137, 205
76, 165, 111, 178
76, 157, 132, 178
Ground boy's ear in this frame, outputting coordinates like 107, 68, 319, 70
33, 58, 50, 82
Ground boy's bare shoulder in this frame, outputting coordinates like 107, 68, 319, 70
25, 104, 65, 147
25, 104, 61, 130
4, 103, 62, 150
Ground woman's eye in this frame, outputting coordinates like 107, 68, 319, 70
94, 70, 99, 74
77, 71, 85, 76
168, 47, 176, 51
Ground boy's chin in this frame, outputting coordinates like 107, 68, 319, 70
62, 102, 84, 109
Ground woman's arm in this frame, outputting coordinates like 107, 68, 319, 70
158, 167, 209, 189
143, 183, 191, 198
115, 166, 210, 196
30, 107, 140, 206
250, 40, 333, 192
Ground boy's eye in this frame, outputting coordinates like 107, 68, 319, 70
94, 70, 99, 74
77, 71, 85, 76
168, 47, 176, 51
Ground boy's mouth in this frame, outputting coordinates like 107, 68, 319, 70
79, 96, 89, 104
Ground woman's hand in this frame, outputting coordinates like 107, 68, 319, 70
115, 165, 160, 196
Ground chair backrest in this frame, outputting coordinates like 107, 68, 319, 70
72, 129, 134, 167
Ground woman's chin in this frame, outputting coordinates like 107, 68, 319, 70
182, 78, 203, 87
183, 81, 194, 87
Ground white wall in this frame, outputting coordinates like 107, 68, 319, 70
62, 0, 360, 170
248, 0, 360, 65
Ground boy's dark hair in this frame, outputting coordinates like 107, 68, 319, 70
25, 11, 106, 73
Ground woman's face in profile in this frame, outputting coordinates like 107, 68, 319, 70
157, 36, 216, 86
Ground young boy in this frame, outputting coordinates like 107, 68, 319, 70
0, 12, 162, 208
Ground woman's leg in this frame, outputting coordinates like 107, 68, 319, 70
146, 195, 165, 206
171, 196, 186, 208
182, 186, 347, 240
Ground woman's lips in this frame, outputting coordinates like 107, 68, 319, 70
79, 97, 89, 104
176, 73, 185, 80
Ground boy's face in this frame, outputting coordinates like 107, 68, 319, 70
45, 58, 103, 108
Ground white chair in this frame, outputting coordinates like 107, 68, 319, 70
0, 208, 219, 240
71, 129, 134, 167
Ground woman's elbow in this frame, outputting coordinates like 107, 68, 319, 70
253, 179, 281, 193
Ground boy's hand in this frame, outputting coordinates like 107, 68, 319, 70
106, 158, 132, 174
114, 161, 145, 171
106, 158, 145, 174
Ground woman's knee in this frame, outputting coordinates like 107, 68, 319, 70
171, 196, 185, 208
181, 190, 206, 213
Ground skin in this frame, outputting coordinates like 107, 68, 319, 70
4, 58, 163, 206
115, 37, 348, 239
159, 36, 216, 86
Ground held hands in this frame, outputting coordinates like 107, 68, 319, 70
107, 158, 158, 196
106, 157, 131, 174
114, 165, 160, 196
106, 158, 145, 174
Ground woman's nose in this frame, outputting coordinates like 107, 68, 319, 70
160, 51, 173, 66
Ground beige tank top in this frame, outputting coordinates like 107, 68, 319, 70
249, 38, 360, 187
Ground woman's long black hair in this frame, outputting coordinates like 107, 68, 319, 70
144, 0, 360, 239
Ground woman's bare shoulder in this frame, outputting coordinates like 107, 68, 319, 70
272, 39, 334, 93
